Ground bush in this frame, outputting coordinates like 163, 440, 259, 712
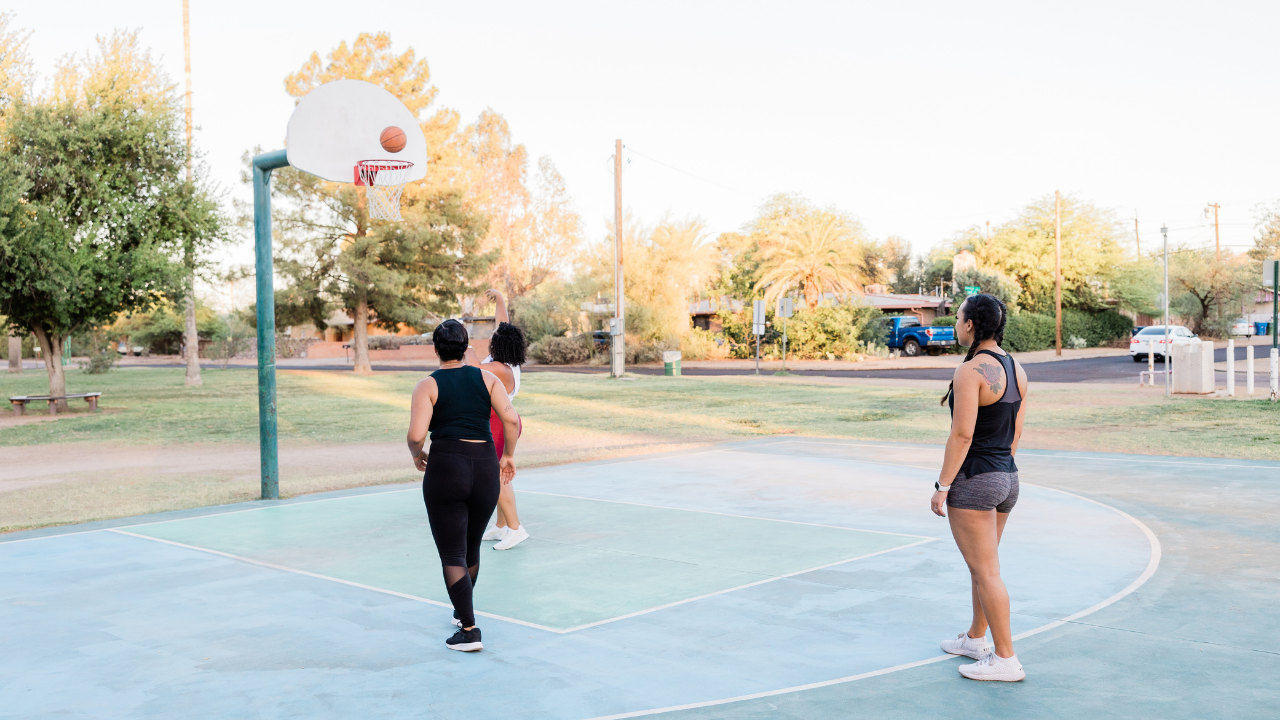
77, 330, 118, 374
786, 302, 885, 360
680, 328, 731, 360
932, 315, 957, 327
626, 338, 676, 364
1003, 313, 1056, 352
366, 335, 431, 350
529, 335, 591, 364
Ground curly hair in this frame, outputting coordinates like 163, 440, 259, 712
940, 293, 1008, 405
432, 319, 469, 362
488, 322, 527, 366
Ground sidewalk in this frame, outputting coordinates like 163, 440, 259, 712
668, 346, 1127, 373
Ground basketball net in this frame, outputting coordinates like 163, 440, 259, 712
355, 160, 414, 221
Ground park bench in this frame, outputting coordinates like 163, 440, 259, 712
8, 392, 102, 416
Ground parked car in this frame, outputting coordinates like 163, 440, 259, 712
882, 316, 956, 357
1129, 325, 1197, 362
1229, 318, 1254, 337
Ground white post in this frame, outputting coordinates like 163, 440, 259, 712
1152, 338, 1162, 384
1271, 348, 1278, 402
1247, 344, 1254, 395
1227, 339, 1235, 396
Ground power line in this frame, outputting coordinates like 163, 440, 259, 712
622, 146, 749, 197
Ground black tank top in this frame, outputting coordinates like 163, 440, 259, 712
428, 366, 494, 442
949, 349, 1022, 476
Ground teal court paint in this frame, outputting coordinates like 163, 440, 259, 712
3, 438, 1275, 719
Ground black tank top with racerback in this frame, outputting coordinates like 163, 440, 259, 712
428, 365, 494, 442
949, 349, 1022, 477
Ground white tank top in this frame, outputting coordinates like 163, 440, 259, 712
482, 355, 520, 401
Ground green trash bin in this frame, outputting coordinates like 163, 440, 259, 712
663, 350, 682, 376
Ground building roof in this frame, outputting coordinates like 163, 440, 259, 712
860, 293, 952, 310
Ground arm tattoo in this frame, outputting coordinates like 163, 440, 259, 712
973, 361, 1003, 394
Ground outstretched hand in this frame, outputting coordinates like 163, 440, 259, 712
485, 288, 504, 304
500, 455, 516, 485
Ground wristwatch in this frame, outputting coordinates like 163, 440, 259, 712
934, 481, 951, 492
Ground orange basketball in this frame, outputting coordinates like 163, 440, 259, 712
380, 126, 406, 153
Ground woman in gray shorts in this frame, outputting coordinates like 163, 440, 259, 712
931, 293, 1028, 682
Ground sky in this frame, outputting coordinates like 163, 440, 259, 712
11, 0, 1280, 302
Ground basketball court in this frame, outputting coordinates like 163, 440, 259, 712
6, 437, 1271, 718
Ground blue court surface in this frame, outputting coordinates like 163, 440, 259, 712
2, 438, 1277, 719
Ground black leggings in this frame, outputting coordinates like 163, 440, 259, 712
423, 440, 501, 628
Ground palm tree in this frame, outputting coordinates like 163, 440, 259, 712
755, 211, 870, 308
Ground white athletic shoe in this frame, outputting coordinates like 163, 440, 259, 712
940, 631, 993, 660
493, 525, 529, 550
958, 652, 1025, 682
482, 525, 508, 542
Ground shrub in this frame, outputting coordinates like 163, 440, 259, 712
529, 335, 591, 364
1002, 313, 1056, 352
784, 302, 885, 360
626, 338, 676, 364
1062, 308, 1133, 347
932, 315, 957, 327
77, 330, 118, 374
680, 328, 731, 360
366, 335, 431, 350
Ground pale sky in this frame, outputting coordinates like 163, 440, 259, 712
13, 0, 1280, 292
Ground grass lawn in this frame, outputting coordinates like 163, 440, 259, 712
2, 367, 1277, 532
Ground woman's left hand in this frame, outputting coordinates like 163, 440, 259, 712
413, 450, 428, 472
500, 455, 516, 485
931, 490, 948, 517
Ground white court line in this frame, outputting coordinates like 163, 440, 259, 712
519, 490, 936, 540
578, 482, 1164, 720
107, 528, 564, 634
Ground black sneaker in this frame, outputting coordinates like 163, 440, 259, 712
445, 627, 482, 652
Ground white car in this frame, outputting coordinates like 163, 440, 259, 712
1229, 318, 1254, 337
1130, 325, 1197, 362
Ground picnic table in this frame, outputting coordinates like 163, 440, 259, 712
8, 392, 102, 416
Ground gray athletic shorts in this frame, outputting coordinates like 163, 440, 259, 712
946, 470, 1019, 513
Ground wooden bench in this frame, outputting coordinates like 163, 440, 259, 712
8, 392, 102, 416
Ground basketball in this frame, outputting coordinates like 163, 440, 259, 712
380, 126, 406, 153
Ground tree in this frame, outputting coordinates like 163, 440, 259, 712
1170, 249, 1254, 336
0, 32, 221, 408
882, 235, 913, 292
275, 33, 492, 373
756, 210, 874, 309
1249, 201, 1280, 262
464, 112, 581, 300
960, 194, 1128, 314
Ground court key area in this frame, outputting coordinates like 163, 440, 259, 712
4, 438, 1275, 719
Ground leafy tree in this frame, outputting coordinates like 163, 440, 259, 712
950, 268, 1022, 308
959, 194, 1128, 314
1249, 201, 1280, 263
0, 31, 221, 409
756, 210, 874, 308
1170, 249, 1255, 336
882, 235, 914, 292
274, 33, 492, 373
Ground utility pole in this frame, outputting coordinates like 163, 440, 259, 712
1134, 216, 1140, 255
611, 139, 625, 378
1206, 202, 1220, 259
1054, 190, 1062, 356
1162, 225, 1170, 397
181, 0, 202, 387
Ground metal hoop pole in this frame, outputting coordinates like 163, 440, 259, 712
252, 149, 289, 500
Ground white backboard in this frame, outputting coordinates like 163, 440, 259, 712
286, 79, 427, 184
1265, 259, 1279, 286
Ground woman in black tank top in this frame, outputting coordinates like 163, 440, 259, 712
931, 294, 1030, 682
406, 320, 521, 653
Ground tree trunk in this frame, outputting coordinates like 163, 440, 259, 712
32, 327, 68, 412
7, 333, 21, 373
803, 277, 819, 309
184, 288, 202, 386
352, 296, 372, 374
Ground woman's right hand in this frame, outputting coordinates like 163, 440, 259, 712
931, 490, 948, 517
500, 455, 516, 485
413, 450, 428, 472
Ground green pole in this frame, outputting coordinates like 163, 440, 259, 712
1272, 259, 1277, 351
252, 149, 289, 500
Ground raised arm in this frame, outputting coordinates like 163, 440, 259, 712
407, 377, 437, 472
483, 369, 520, 484
485, 288, 509, 324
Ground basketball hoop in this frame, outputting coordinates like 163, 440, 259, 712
354, 160, 414, 221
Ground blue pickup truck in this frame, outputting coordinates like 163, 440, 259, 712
882, 316, 956, 357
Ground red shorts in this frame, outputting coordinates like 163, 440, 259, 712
490, 409, 522, 459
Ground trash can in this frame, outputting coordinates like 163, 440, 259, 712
662, 350, 682, 377
1256, 322, 1271, 336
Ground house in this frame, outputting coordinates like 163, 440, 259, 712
689, 291, 950, 328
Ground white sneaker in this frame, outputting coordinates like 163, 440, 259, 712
482, 525, 508, 542
940, 631, 993, 660
493, 525, 529, 550
958, 652, 1025, 682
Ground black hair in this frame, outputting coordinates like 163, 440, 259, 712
941, 293, 1008, 405
488, 321, 527, 366
432, 319, 469, 362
